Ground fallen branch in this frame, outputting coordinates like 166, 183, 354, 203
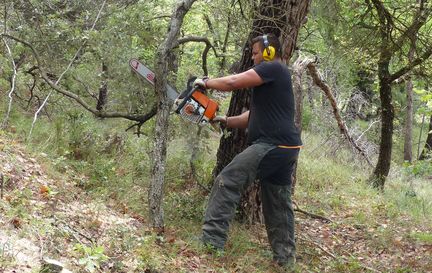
299, 233, 381, 273
307, 62, 374, 167
341, 249, 382, 273
293, 201, 332, 223
1, 173, 4, 199
297, 234, 336, 259
53, 217, 94, 244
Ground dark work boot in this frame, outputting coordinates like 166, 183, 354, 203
261, 182, 296, 266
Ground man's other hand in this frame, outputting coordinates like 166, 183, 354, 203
193, 77, 208, 89
211, 115, 227, 125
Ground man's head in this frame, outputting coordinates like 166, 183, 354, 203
251, 33, 281, 65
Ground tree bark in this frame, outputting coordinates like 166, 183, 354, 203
368, 0, 431, 189
149, 0, 196, 231
371, 60, 393, 190
291, 57, 313, 193
212, 0, 310, 223
403, 4, 419, 163
419, 115, 432, 160
96, 62, 108, 111
403, 69, 414, 162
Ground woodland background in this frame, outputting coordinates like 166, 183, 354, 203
0, 0, 431, 272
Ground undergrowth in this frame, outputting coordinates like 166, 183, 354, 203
3, 108, 431, 272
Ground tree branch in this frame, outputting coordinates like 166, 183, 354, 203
0, 34, 158, 125
143, 15, 171, 23
28, 0, 107, 138
293, 201, 332, 223
172, 35, 219, 75
125, 104, 158, 137
389, 0, 430, 54
307, 62, 374, 167
1, 37, 17, 129
389, 47, 432, 82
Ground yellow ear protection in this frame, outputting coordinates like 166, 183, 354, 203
262, 35, 276, 61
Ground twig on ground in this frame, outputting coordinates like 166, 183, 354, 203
340, 249, 382, 273
299, 233, 382, 273
293, 201, 332, 223
53, 217, 95, 244
297, 234, 336, 259
196, 181, 211, 193
1, 173, 4, 199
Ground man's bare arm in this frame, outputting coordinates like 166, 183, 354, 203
226, 110, 249, 129
205, 69, 263, 91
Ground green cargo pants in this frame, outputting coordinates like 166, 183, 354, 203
202, 142, 299, 264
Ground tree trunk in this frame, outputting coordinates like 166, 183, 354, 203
368, 0, 432, 190
149, 0, 196, 231
291, 57, 313, 193
419, 115, 432, 160
371, 58, 393, 190
403, 74, 413, 162
212, 0, 310, 223
403, 39, 416, 162
96, 62, 108, 111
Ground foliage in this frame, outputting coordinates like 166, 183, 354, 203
404, 159, 432, 177
1, 0, 432, 272
74, 243, 109, 273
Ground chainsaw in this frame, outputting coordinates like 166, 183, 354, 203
129, 59, 219, 126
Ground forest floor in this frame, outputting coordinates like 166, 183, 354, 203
0, 132, 431, 272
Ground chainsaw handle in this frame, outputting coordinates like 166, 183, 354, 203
175, 85, 205, 114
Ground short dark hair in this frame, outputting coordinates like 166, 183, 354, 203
251, 33, 281, 57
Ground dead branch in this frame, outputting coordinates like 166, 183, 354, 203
26, 71, 37, 109
306, 62, 374, 167
0, 34, 159, 125
292, 56, 315, 130
53, 217, 94, 244
125, 104, 158, 136
1, 173, 4, 199
297, 234, 336, 259
28, 0, 107, 138
72, 75, 98, 100
293, 201, 332, 223
203, 14, 220, 48
1, 37, 17, 129
143, 15, 171, 23
355, 119, 380, 143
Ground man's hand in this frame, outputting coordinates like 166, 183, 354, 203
193, 77, 209, 89
210, 115, 227, 133
211, 115, 227, 125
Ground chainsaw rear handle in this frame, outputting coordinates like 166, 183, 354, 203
174, 84, 206, 114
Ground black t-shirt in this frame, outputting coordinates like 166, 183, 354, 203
248, 61, 302, 146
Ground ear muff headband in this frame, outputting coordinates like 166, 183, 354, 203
262, 35, 276, 61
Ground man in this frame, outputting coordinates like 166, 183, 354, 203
194, 33, 302, 266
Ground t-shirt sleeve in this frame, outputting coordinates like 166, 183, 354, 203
252, 62, 279, 83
